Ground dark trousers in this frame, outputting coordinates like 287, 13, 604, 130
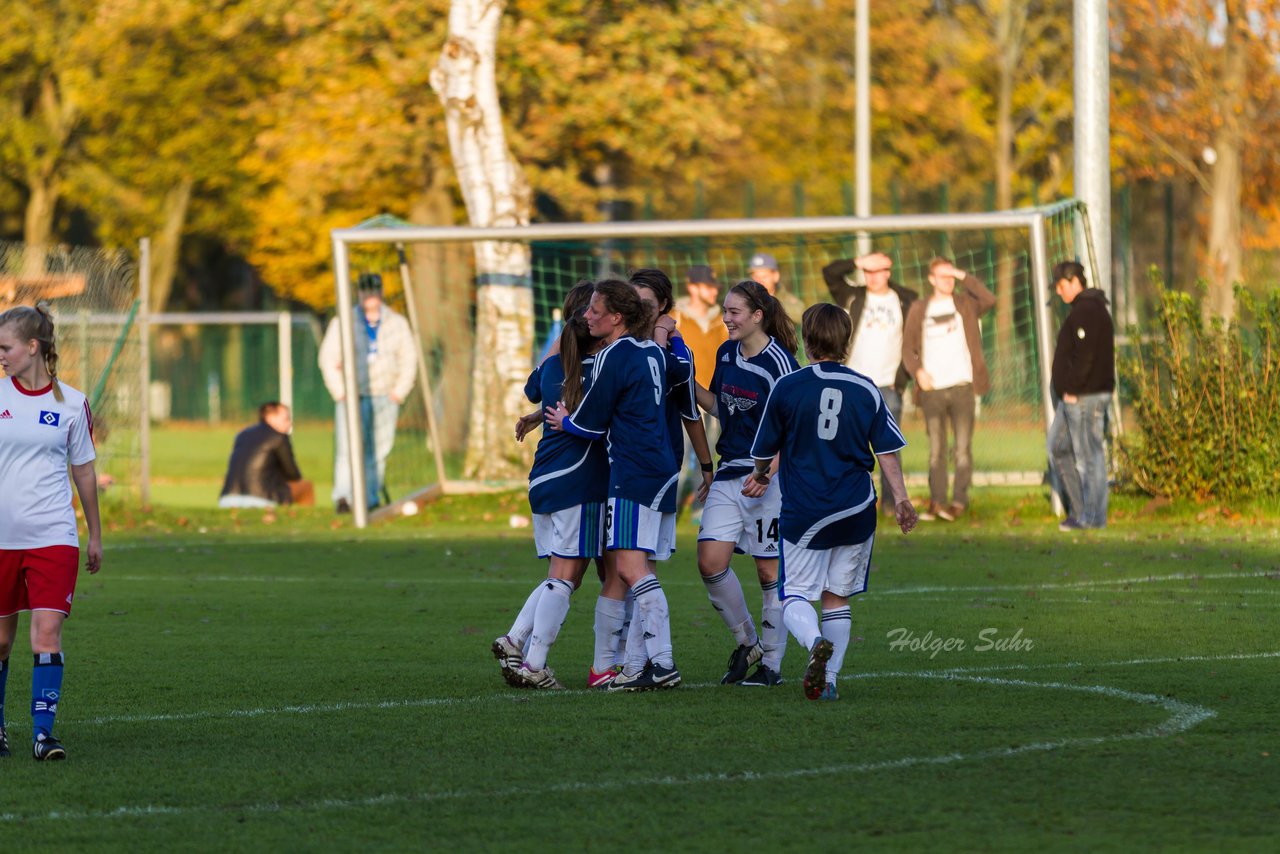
918, 383, 975, 509
878, 386, 904, 506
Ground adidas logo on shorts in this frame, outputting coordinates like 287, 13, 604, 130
0, 410, 10, 419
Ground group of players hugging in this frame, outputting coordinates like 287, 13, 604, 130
492, 269, 918, 702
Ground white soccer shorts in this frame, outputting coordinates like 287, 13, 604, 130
606, 497, 677, 561
697, 475, 782, 559
778, 534, 874, 600
533, 502, 604, 560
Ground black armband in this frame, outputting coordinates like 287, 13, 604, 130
700, 461, 713, 473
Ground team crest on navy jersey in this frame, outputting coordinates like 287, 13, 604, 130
38, 410, 60, 427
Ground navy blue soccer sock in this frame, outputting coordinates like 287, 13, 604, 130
31, 652, 63, 740
0, 656, 8, 725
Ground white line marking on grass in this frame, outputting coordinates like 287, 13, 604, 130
102, 574, 707, 588
879, 569, 1276, 596
0, 670, 1215, 824
100, 568, 1278, 593
911, 649, 1280, 677
904, 596, 1280, 608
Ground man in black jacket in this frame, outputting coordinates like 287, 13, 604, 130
219, 402, 313, 508
1047, 261, 1114, 531
822, 252, 918, 512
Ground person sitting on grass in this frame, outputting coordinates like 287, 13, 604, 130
218, 402, 313, 509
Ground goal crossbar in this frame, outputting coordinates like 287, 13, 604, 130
331, 203, 1089, 528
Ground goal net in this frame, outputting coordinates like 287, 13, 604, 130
0, 240, 141, 502
331, 202, 1096, 527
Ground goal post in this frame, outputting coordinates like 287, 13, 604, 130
331, 201, 1097, 529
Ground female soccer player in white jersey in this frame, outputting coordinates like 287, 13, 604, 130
0, 304, 102, 760
750, 303, 917, 700
692, 279, 799, 688
492, 283, 621, 689
546, 279, 687, 691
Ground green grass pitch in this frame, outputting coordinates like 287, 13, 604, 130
1, 493, 1276, 850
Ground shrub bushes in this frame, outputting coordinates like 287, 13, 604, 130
1119, 280, 1280, 500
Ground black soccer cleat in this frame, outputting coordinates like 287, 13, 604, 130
32, 734, 66, 761
739, 664, 784, 687
803, 637, 835, 700
721, 641, 763, 684
0, 725, 11, 758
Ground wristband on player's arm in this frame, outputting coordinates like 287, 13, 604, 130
700, 460, 713, 473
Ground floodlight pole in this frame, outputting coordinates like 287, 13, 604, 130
1074, 0, 1111, 301
332, 239, 368, 530
277, 312, 293, 414
854, 0, 872, 257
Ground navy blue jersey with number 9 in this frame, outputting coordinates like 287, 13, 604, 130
565, 336, 685, 512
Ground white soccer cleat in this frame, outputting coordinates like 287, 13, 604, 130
491, 635, 525, 687
514, 663, 565, 690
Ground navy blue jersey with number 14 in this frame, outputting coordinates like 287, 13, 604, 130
564, 335, 686, 512
751, 363, 906, 549
709, 337, 798, 482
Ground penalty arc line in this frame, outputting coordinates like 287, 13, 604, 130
0, 670, 1216, 824
30, 649, 1278, 730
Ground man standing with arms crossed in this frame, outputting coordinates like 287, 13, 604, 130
822, 252, 918, 515
1048, 261, 1114, 531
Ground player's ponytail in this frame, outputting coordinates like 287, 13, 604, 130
729, 279, 799, 356
34, 302, 64, 402
0, 302, 64, 401
558, 281, 597, 412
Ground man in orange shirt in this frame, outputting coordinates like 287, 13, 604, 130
672, 265, 727, 520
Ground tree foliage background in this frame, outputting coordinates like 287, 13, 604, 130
1, 0, 1278, 313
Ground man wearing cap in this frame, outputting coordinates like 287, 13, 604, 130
672, 265, 728, 519
748, 252, 806, 322
319, 273, 418, 512
821, 252, 919, 513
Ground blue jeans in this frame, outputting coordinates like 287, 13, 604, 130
333, 396, 401, 508
1048, 393, 1110, 527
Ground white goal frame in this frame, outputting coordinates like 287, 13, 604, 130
331, 203, 1093, 528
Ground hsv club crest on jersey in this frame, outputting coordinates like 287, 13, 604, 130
708, 337, 799, 482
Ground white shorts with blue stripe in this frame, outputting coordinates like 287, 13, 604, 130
698, 475, 782, 559
779, 534, 874, 601
533, 502, 605, 560
606, 497, 677, 561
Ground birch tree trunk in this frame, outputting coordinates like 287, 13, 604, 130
431, 0, 534, 481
